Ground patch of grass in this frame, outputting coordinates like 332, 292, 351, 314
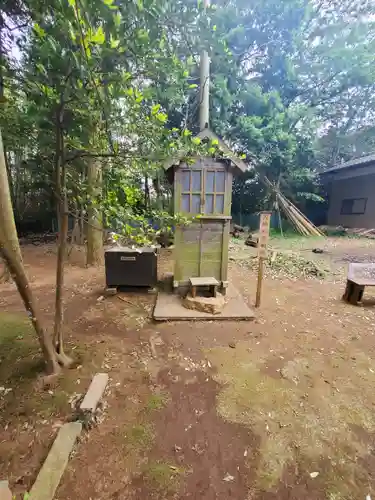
31, 389, 70, 417
144, 461, 184, 493
0, 313, 40, 384
125, 423, 155, 450
145, 392, 169, 411
207, 344, 375, 496
270, 228, 302, 239
0, 313, 75, 419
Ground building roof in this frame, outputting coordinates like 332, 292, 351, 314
164, 128, 247, 173
322, 153, 375, 175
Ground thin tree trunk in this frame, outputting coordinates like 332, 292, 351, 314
53, 122, 72, 367
153, 173, 163, 210
144, 174, 150, 210
70, 206, 81, 246
0, 243, 60, 374
54, 188, 70, 363
86, 158, 104, 266
14, 152, 23, 219
79, 205, 85, 245
0, 135, 20, 283
3, 144, 15, 207
0, 127, 60, 374
0, 132, 22, 261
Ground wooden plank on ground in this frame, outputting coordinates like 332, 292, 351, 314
80, 373, 109, 412
29, 422, 82, 500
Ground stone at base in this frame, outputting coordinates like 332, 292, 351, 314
0, 480, 12, 500
182, 293, 225, 315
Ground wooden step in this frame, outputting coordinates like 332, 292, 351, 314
189, 277, 219, 298
189, 277, 219, 287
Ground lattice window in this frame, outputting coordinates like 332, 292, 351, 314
204, 170, 225, 215
180, 168, 226, 215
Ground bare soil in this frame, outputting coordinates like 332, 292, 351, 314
1, 237, 375, 499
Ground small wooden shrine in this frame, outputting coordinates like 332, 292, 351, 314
164, 129, 246, 293
163, 0, 246, 296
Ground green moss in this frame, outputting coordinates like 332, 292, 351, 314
32, 390, 70, 417
207, 343, 375, 494
145, 392, 169, 411
125, 423, 154, 450
0, 313, 75, 419
0, 313, 40, 383
144, 461, 184, 493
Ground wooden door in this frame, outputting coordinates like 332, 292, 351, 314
199, 220, 225, 279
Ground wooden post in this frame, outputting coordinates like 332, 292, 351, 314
255, 211, 271, 308
255, 257, 264, 308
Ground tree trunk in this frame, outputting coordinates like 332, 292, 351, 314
0, 127, 60, 374
79, 205, 85, 245
53, 155, 72, 366
70, 208, 80, 246
153, 173, 163, 210
52, 115, 72, 367
0, 257, 10, 282
86, 158, 104, 266
0, 243, 60, 374
0, 130, 22, 262
144, 174, 150, 210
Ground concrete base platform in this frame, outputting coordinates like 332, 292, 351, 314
153, 284, 255, 321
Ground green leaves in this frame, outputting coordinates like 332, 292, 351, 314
36, 63, 47, 76
110, 37, 120, 49
113, 12, 121, 26
90, 26, 105, 44
155, 112, 168, 123
151, 104, 161, 115
33, 23, 46, 38
137, 29, 149, 43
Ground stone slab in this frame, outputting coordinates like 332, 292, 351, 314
182, 293, 225, 315
348, 262, 375, 286
153, 284, 255, 321
80, 373, 109, 412
29, 422, 82, 500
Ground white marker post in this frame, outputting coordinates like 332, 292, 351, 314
255, 211, 271, 308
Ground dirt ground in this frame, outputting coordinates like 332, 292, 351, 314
1, 236, 375, 499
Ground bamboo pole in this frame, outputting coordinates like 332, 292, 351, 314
281, 195, 323, 236
287, 199, 325, 236
263, 176, 324, 236
278, 195, 309, 235
262, 175, 325, 237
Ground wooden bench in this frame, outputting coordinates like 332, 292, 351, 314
189, 277, 219, 298
343, 263, 375, 305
